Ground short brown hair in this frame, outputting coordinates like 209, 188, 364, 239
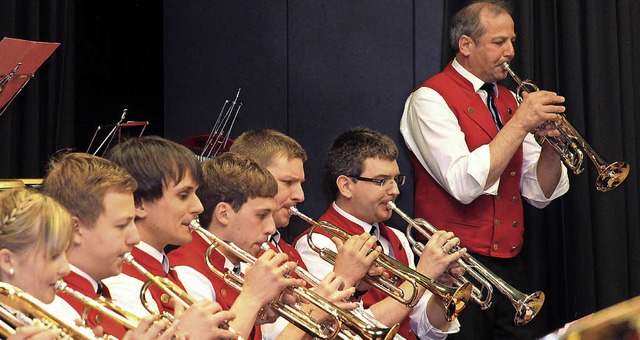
449, 0, 511, 52
0, 188, 74, 258
42, 153, 137, 227
324, 127, 398, 199
197, 152, 277, 227
230, 129, 307, 167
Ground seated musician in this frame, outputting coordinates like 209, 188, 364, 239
171, 152, 356, 340
0, 188, 73, 339
230, 129, 382, 292
230, 129, 387, 337
43, 151, 235, 339
295, 127, 467, 339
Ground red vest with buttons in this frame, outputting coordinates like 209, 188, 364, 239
413, 63, 524, 258
56, 271, 127, 339
169, 232, 262, 339
121, 247, 187, 315
294, 205, 416, 340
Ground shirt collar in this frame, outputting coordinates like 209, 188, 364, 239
452, 58, 497, 96
332, 202, 376, 234
70, 264, 100, 293
135, 241, 166, 266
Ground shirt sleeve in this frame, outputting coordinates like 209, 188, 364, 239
103, 273, 156, 317
173, 265, 217, 302
45, 296, 82, 327
400, 87, 496, 204
260, 316, 290, 340
520, 134, 570, 208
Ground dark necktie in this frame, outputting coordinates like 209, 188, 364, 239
96, 282, 104, 295
370, 224, 384, 251
232, 263, 241, 276
481, 82, 503, 130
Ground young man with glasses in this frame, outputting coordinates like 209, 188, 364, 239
295, 127, 467, 340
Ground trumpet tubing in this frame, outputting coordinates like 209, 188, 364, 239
54, 280, 139, 331
503, 62, 629, 192
192, 219, 343, 339
0, 282, 105, 339
122, 252, 244, 339
388, 201, 545, 326
190, 219, 398, 340
288, 206, 472, 322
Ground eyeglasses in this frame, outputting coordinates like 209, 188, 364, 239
348, 174, 406, 188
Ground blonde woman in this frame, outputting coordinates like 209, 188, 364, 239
0, 188, 177, 339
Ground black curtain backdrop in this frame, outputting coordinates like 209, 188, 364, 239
0, 0, 75, 177
443, 0, 640, 336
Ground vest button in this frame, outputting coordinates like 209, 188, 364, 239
492, 243, 499, 251
495, 219, 501, 226
509, 171, 517, 176
95, 314, 102, 325
467, 107, 474, 114
160, 293, 170, 304
512, 221, 518, 227
511, 196, 518, 202
221, 288, 227, 298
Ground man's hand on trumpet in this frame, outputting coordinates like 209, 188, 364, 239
332, 233, 382, 289
173, 299, 239, 339
512, 90, 565, 135
416, 230, 466, 280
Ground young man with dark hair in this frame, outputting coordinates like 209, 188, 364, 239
100, 136, 239, 338
295, 127, 466, 340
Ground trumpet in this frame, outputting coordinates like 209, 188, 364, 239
0, 282, 107, 339
54, 280, 140, 331
289, 206, 472, 322
502, 62, 629, 192
190, 219, 399, 340
122, 252, 244, 339
387, 201, 545, 326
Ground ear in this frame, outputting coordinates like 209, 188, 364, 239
71, 216, 83, 246
135, 199, 148, 219
214, 202, 233, 227
458, 34, 474, 57
0, 248, 15, 277
336, 175, 354, 199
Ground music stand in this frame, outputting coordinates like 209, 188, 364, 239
86, 109, 149, 157
0, 37, 60, 117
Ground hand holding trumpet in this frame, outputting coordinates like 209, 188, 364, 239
416, 230, 467, 281
511, 90, 565, 136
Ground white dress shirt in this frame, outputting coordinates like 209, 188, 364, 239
102, 242, 160, 317
400, 58, 569, 206
294, 202, 460, 339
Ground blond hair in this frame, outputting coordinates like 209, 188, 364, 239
0, 188, 74, 258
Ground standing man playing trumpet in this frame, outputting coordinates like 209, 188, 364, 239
42, 152, 231, 339
400, 1, 570, 338
295, 127, 466, 340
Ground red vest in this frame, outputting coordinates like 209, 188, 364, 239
273, 236, 308, 271
295, 205, 416, 340
169, 233, 262, 339
413, 63, 524, 258
121, 247, 187, 315
56, 271, 127, 339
